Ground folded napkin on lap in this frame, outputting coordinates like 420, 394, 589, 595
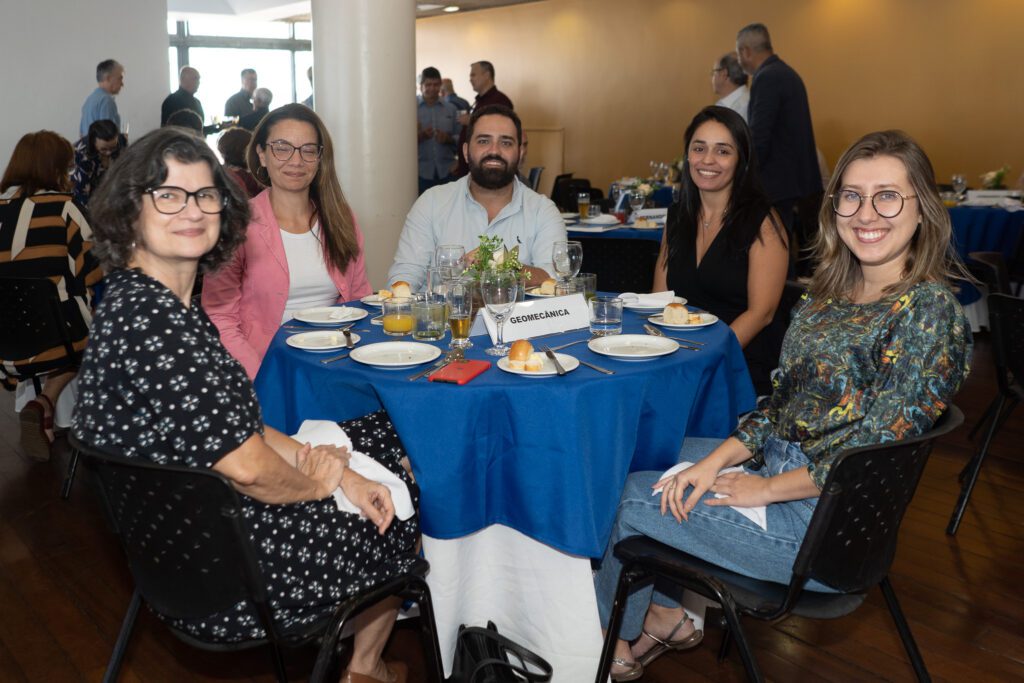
618, 290, 677, 307
292, 420, 415, 520
653, 461, 768, 531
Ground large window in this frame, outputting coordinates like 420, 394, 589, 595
168, 18, 312, 125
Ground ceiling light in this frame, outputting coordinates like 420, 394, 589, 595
417, 3, 444, 10
444, 5, 461, 12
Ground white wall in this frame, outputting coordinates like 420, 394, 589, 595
0, 0, 169, 165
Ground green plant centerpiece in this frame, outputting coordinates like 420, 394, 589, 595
467, 235, 528, 308
980, 165, 1010, 190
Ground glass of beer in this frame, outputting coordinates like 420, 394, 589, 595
577, 192, 590, 222
446, 278, 474, 350
382, 296, 414, 336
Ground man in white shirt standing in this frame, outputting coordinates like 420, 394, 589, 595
711, 52, 749, 122
388, 105, 565, 292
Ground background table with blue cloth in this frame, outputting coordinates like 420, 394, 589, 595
254, 299, 755, 681
255, 301, 756, 558
950, 206, 1024, 305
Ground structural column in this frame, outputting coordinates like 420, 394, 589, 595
311, 0, 416, 288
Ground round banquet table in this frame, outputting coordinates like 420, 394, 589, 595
254, 299, 756, 559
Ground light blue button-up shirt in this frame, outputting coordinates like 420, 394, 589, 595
416, 97, 459, 181
80, 88, 120, 138
387, 175, 566, 291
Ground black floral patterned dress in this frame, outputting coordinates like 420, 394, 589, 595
72, 268, 419, 642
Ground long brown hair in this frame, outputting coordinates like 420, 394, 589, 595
1, 131, 73, 196
809, 130, 969, 301
246, 103, 359, 273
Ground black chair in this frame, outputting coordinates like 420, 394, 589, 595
72, 436, 444, 683
948, 294, 1023, 535
574, 237, 661, 293
966, 251, 1010, 296
0, 276, 82, 395
527, 166, 544, 191
597, 406, 963, 683
550, 172, 574, 211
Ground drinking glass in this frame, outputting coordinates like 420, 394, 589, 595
412, 295, 446, 341
577, 192, 591, 221
446, 278, 475, 350
589, 296, 623, 336
435, 244, 466, 280
628, 190, 646, 220
480, 270, 519, 356
951, 174, 967, 199
382, 297, 414, 336
551, 240, 583, 285
575, 272, 597, 300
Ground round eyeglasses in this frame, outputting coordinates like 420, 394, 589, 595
266, 140, 323, 163
144, 186, 226, 215
830, 189, 917, 218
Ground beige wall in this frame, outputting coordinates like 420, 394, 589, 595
417, 0, 1024, 192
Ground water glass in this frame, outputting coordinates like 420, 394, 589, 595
575, 272, 597, 300
382, 297, 414, 336
480, 270, 519, 356
412, 296, 446, 341
589, 296, 623, 337
435, 244, 466, 279
446, 278, 475, 350
951, 174, 967, 198
551, 240, 583, 285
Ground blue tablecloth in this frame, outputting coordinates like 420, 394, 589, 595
950, 206, 1024, 304
254, 302, 756, 557
568, 226, 663, 241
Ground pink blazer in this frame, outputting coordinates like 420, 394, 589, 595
202, 189, 373, 379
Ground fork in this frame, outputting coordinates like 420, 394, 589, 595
284, 322, 356, 332
407, 353, 453, 381
319, 351, 351, 364
548, 337, 594, 352
643, 324, 700, 351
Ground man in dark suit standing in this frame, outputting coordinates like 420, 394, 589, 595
736, 23, 821, 240
453, 60, 514, 178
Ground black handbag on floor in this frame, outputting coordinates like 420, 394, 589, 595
450, 621, 553, 682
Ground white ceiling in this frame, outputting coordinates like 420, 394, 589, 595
166, 0, 545, 22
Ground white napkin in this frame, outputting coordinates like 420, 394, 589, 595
292, 420, 415, 520
327, 308, 349, 320
653, 461, 768, 531
618, 290, 677, 307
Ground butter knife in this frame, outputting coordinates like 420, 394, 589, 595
319, 351, 350, 364
548, 338, 591, 352
578, 360, 615, 375
541, 346, 567, 376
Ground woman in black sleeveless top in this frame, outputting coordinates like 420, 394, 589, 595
653, 106, 789, 394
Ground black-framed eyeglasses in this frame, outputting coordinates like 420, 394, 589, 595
266, 140, 323, 163
830, 189, 917, 218
144, 186, 226, 215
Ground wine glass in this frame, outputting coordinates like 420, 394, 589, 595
446, 278, 474, 350
951, 174, 967, 199
480, 270, 519, 356
551, 240, 583, 286
628, 190, 646, 221
435, 244, 466, 282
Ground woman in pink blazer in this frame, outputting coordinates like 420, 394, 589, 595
203, 104, 372, 378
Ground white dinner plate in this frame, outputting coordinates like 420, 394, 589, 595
293, 306, 368, 325
349, 341, 442, 369
587, 334, 678, 360
648, 312, 719, 329
622, 296, 687, 311
286, 330, 361, 352
525, 287, 557, 298
580, 214, 621, 226
360, 294, 386, 307
497, 353, 579, 377
560, 212, 579, 221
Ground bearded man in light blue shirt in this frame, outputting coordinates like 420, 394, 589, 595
80, 59, 124, 138
389, 105, 565, 292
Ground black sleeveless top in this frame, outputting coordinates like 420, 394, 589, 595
665, 203, 785, 395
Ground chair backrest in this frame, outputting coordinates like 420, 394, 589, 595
989, 293, 1024, 395
791, 406, 963, 594
550, 173, 574, 210
73, 437, 273, 624
527, 166, 544, 191
0, 276, 78, 368
967, 251, 1011, 295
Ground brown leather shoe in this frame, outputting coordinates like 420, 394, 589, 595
344, 660, 407, 683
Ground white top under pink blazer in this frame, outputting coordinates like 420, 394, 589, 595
202, 189, 373, 379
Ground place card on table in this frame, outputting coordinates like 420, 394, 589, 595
477, 293, 589, 344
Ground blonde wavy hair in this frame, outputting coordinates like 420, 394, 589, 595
809, 130, 969, 301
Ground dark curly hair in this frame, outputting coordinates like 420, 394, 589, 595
89, 127, 249, 273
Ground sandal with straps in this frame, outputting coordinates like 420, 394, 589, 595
635, 612, 704, 668
610, 656, 643, 682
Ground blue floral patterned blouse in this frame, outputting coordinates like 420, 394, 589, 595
734, 281, 972, 489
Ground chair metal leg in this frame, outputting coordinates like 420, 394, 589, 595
717, 614, 732, 662
103, 589, 142, 683
61, 448, 80, 500
965, 395, 998, 442
948, 396, 1004, 535
716, 598, 763, 682
407, 578, 445, 683
879, 577, 931, 683
268, 642, 289, 683
594, 563, 650, 683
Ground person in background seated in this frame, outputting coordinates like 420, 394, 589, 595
0, 131, 102, 462
217, 127, 261, 198
203, 104, 372, 379
238, 87, 273, 132
74, 127, 417, 683
654, 106, 789, 395
595, 129, 972, 681
72, 119, 125, 208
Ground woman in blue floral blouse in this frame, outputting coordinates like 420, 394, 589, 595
595, 130, 973, 681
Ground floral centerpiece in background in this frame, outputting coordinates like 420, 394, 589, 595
980, 165, 1011, 190
615, 176, 661, 198
467, 234, 525, 281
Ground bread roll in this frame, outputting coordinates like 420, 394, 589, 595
688, 313, 703, 325
509, 339, 533, 362
538, 278, 557, 295
378, 289, 393, 300
662, 302, 688, 324
525, 353, 544, 372
390, 281, 412, 298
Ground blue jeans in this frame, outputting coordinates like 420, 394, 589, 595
593, 436, 822, 640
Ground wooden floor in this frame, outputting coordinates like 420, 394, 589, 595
1, 334, 1021, 682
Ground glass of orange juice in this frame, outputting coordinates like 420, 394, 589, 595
382, 296, 414, 336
